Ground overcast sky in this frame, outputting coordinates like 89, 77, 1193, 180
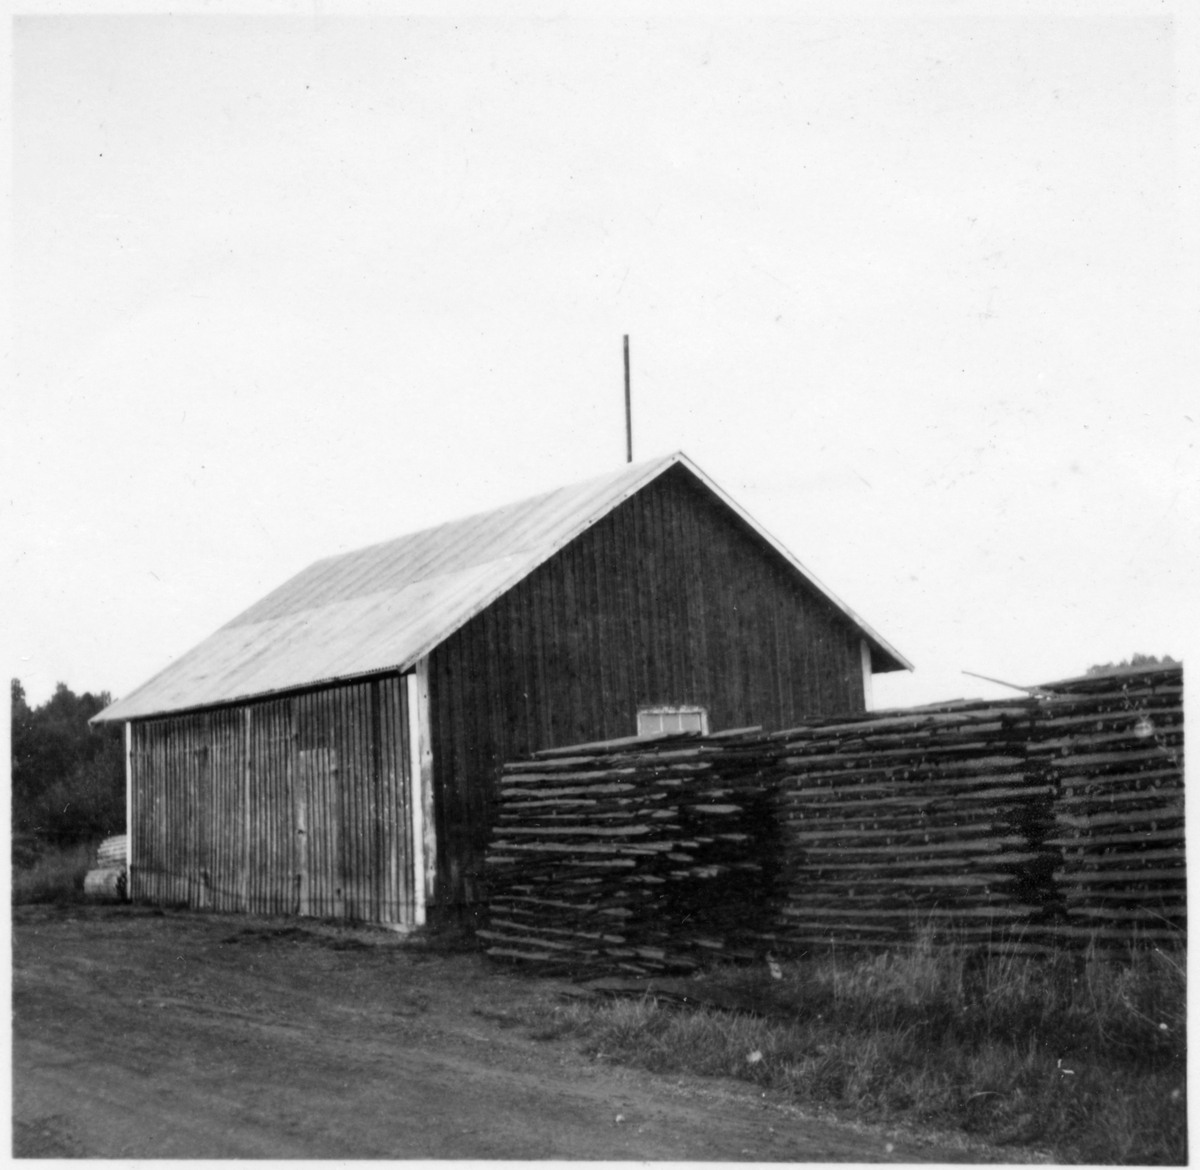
8, 4, 1196, 715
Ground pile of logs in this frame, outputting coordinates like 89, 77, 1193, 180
481, 667, 1184, 972
1033, 668, 1184, 944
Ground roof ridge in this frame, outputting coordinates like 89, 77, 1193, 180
303, 453, 681, 567
91, 449, 910, 723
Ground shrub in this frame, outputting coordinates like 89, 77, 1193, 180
12, 843, 96, 904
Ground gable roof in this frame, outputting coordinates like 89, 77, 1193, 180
93, 452, 911, 722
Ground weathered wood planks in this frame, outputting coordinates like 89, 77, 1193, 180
1033, 670, 1184, 940
128, 675, 418, 926
483, 666, 1184, 972
482, 728, 781, 974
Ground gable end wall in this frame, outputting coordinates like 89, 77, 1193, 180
428, 464, 866, 909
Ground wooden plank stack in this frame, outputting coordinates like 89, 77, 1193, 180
654, 731, 782, 961
768, 701, 1057, 953
480, 730, 778, 975
482, 667, 1184, 972
1033, 668, 1184, 946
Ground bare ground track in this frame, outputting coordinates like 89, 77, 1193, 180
13, 904, 1021, 1161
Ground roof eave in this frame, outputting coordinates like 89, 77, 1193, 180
90, 449, 913, 720
669, 453, 913, 674
90, 662, 418, 724
90, 455, 684, 724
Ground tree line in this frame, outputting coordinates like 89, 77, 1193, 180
1085, 654, 1180, 676
11, 679, 125, 863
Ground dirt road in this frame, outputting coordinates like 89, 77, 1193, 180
14, 904, 988, 1160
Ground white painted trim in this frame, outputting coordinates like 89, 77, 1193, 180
414, 658, 437, 909
406, 670, 427, 926
241, 708, 252, 911
860, 639, 875, 712
124, 723, 133, 879
294, 751, 309, 919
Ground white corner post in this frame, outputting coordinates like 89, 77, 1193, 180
241, 707, 252, 911
406, 659, 437, 926
124, 722, 134, 884
860, 639, 875, 712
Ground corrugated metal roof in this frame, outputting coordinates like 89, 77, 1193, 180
94, 452, 910, 722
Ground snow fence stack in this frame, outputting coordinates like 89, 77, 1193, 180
1032, 668, 1184, 946
482, 666, 1183, 974
479, 729, 778, 976
768, 699, 1057, 954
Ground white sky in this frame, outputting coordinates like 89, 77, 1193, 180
6, 3, 1197, 714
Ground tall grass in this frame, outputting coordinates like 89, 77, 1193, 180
11, 842, 95, 904
531, 934, 1186, 1164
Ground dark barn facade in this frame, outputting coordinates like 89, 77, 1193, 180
94, 453, 910, 925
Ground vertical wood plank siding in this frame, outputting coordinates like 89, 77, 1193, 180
429, 463, 866, 909
128, 676, 415, 924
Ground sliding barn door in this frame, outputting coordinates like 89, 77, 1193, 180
292, 678, 418, 925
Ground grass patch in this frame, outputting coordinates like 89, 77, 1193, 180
529, 934, 1186, 1164
12, 842, 96, 904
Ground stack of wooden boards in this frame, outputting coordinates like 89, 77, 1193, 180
770, 700, 1055, 953
1033, 668, 1184, 945
479, 730, 777, 975
481, 667, 1183, 973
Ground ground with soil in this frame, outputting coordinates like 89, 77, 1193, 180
13, 904, 1021, 1161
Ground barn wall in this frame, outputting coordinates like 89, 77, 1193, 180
129, 675, 417, 924
428, 463, 866, 908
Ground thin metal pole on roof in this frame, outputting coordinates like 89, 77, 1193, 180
623, 334, 632, 463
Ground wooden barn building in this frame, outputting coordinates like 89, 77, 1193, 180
93, 453, 910, 927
